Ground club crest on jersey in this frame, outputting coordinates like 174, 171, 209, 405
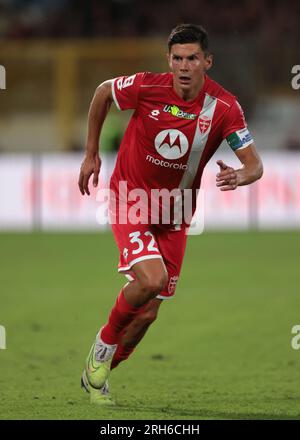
198, 115, 211, 134
154, 129, 189, 160
168, 276, 179, 294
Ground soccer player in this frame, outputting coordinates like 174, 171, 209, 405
78, 24, 263, 405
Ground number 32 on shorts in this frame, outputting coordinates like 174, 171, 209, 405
128, 231, 159, 255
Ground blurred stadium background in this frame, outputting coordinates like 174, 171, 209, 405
1, 0, 300, 420
0, 0, 299, 230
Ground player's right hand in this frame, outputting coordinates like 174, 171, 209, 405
78, 153, 101, 196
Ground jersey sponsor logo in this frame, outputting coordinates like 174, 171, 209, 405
163, 104, 197, 120
146, 155, 188, 170
116, 74, 136, 91
123, 247, 128, 260
198, 115, 212, 134
155, 129, 189, 159
226, 128, 253, 150
148, 109, 160, 121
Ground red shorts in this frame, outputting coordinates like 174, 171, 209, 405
111, 222, 188, 299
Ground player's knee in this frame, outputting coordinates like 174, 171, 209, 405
139, 272, 168, 298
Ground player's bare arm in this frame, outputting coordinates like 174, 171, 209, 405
78, 80, 113, 196
216, 144, 263, 191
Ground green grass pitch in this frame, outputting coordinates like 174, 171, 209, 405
0, 230, 300, 420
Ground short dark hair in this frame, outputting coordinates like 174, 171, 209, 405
167, 23, 209, 55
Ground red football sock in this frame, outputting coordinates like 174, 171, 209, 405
100, 289, 141, 345
111, 343, 135, 370
110, 302, 149, 369
110, 327, 134, 370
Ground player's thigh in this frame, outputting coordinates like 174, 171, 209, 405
155, 226, 188, 298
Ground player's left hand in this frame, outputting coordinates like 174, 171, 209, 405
216, 160, 239, 191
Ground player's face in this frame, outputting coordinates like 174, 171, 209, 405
167, 43, 212, 100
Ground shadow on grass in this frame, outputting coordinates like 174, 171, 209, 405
109, 402, 300, 420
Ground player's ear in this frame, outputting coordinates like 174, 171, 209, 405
166, 52, 173, 70
204, 53, 213, 71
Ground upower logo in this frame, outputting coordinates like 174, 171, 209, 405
154, 129, 189, 160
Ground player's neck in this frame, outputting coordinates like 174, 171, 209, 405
173, 75, 205, 102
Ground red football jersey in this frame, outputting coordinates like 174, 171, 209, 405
110, 72, 253, 225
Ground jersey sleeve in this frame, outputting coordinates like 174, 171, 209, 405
111, 72, 145, 111
222, 100, 254, 151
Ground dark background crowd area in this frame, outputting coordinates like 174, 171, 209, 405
0, 0, 298, 46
